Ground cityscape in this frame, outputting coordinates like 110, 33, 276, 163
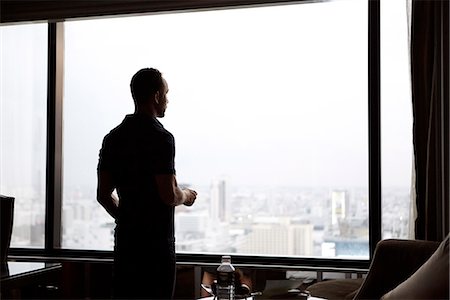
7, 179, 411, 259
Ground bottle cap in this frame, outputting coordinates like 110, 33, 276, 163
221, 255, 231, 263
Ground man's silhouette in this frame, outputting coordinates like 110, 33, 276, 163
97, 68, 197, 299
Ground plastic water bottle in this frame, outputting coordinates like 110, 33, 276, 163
216, 255, 235, 300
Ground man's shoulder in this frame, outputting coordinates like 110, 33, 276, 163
156, 126, 174, 142
103, 122, 126, 141
102, 115, 174, 145
151, 119, 174, 143
101, 117, 133, 146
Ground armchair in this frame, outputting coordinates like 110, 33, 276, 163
307, 236, 448, 300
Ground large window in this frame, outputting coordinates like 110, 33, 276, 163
62, 0, 370, 258
0, 24, 48, 248
0, 0, 420, 266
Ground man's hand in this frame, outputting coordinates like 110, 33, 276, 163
183, 188, 197, 206
155, 174, 198, 207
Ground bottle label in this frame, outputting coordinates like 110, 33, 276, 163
217, 271, 234, 287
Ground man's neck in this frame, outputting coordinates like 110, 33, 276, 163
135, 105, 157, 118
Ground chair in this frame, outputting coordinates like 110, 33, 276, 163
0, 195, 15, 263
307, 235, 448, 300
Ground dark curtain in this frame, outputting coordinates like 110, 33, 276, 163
411, 0, 449, 241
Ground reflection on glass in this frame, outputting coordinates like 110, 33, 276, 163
0, 24, 47, 248
63, 0, 369, 258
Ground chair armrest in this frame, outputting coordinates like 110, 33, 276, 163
353, 239, 440, 300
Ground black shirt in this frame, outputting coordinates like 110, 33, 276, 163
98, 114, 176, 243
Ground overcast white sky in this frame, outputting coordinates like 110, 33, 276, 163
1, 0, 412, 193
62, 0, 368, 189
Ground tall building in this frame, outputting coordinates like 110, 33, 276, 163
210, 179, 227, 223
331, 190, 348, 226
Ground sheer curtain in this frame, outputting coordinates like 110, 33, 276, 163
410, 0, 449, 241
406, 0, 416, 240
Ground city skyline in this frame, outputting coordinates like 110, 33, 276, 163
58, 180, 408, 259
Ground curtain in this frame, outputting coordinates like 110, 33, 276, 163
411, 0, 449, 241
407, 0, 417, 240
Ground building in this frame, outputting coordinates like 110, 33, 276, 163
238, 217, 314, 256
331, 190, 347, 225
210, 179, 228, 223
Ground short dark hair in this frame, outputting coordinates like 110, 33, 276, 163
130, 68, 163, 105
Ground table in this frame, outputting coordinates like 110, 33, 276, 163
1, 262, 62, 299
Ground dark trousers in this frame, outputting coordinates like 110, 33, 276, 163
113, 241, 176, 299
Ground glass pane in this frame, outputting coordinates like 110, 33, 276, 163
63, 0, 369, 258
381, 0, 413, 239
0, 24, 48, 248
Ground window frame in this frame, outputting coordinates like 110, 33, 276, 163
9, 0, 380, 270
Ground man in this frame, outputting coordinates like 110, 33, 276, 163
97, 68, 197, 299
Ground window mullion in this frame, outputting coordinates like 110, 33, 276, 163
368, 0, 381, 259
45, 22, 64, 253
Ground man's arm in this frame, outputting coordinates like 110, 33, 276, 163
155, 174, 197, 207
97, 170, 119, 219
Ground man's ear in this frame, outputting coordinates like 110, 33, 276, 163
155, 91, 160, 104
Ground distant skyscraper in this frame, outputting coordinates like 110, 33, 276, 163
331, 190, 348, 226
210, 179, 227, 222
